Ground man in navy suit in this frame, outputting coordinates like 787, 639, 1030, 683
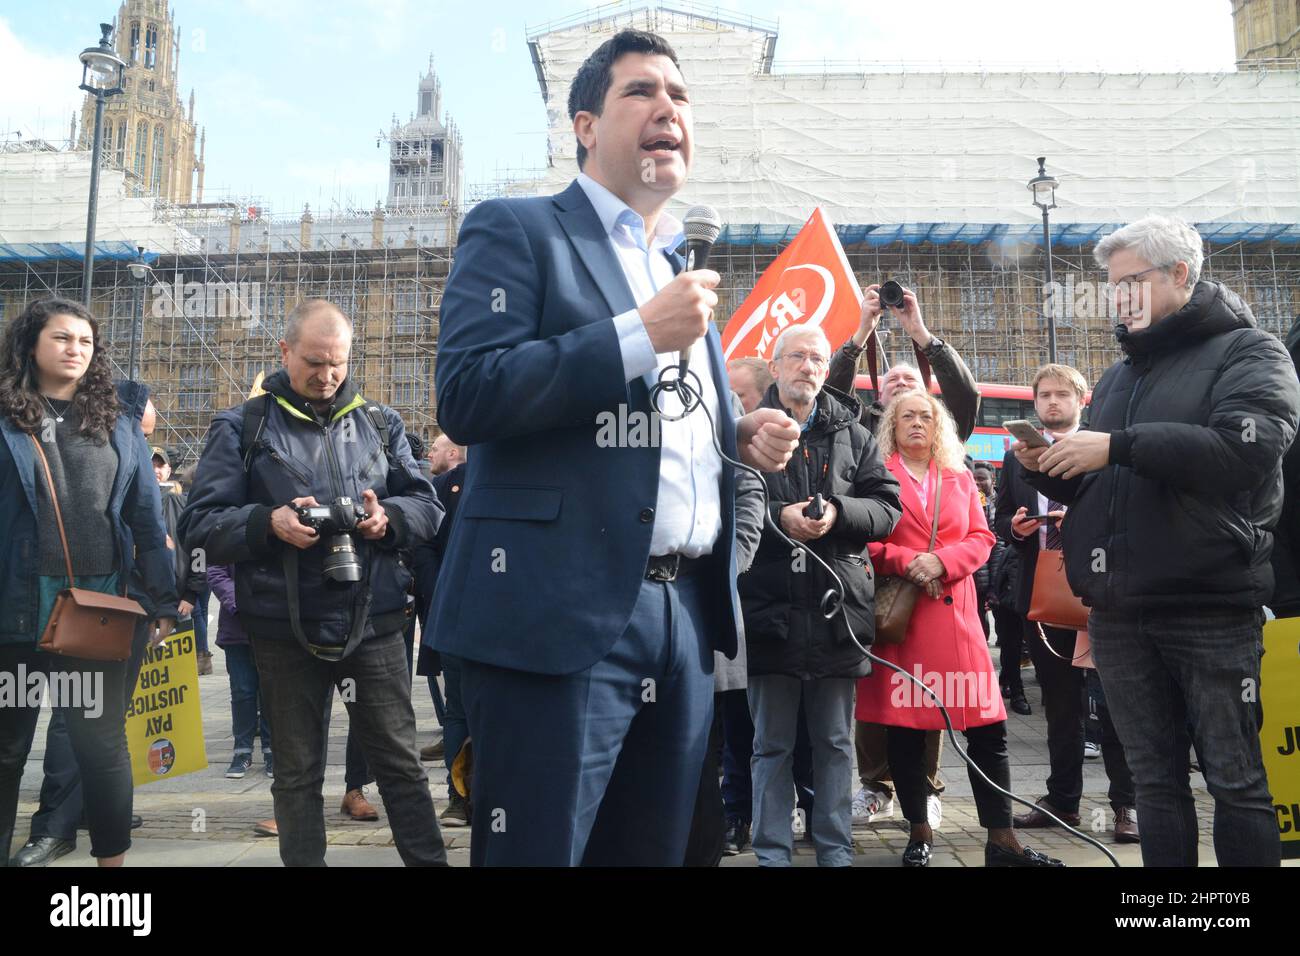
430, 29, 801, 866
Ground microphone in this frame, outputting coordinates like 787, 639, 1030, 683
679, 204, 722, 380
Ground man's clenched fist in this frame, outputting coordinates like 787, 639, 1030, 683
638, 269, 720, 354
737, 407, 800, 472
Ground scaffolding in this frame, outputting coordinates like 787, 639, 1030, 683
0, 230, 454, 466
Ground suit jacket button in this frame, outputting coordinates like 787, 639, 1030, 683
639, 508, 655, 523
944, 595, 954, 605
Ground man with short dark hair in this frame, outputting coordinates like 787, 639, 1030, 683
431, 28, 794, 866
1017, 216, 1300, 866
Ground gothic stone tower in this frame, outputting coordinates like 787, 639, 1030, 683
80, 0, 203, 203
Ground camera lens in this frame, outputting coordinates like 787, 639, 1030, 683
321, 533, 363, 586
879, 280, 906, 309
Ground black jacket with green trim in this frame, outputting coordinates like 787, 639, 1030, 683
179, 369, 443, 650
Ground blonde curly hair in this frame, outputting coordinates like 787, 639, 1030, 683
876, 389, 967, 471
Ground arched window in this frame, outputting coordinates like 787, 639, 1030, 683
133, 120, 148, 178
145, 24, 157, 70
115, 121, 127, 165
129, 22, 140, 64
151, 125, 165, 190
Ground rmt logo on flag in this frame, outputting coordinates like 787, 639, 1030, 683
722, 208, 861, 362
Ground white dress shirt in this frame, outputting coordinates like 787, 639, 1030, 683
576, 173, 724, 558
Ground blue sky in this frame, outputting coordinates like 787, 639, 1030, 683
1, 0, 1238, 216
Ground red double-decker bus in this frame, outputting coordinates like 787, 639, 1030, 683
852, 375, 1037, 469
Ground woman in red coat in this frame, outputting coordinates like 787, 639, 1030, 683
855, 391, 1062, 868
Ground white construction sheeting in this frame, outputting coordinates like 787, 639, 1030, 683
528, 9, 1300, 231
0, 151, 197, 254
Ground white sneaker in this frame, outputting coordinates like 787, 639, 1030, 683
851, 786, 894, 823
791, 808, 807, 839
927, 793, 943, 829
1084, 741, 1102, 760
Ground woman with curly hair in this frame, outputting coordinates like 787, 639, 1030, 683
0, 298, 178, 868
856, 390, 1062, 868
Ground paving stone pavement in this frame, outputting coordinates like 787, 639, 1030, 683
12, 603, 1291, 867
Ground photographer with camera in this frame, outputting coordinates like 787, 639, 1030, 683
180, 299, 446, 867
825, 282, 980, 829
825, 281, 979, 441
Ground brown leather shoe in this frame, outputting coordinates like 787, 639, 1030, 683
253, 818, 278, 837
420, 739, 445, 762
1114, 806, 1140, 843
341, 788, 379, 821
1014, 798, 1080, 829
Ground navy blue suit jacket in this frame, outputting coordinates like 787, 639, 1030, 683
431, 180, 746, 676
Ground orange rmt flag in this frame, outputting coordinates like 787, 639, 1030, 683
721, 208, 862, 362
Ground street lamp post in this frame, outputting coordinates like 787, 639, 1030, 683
1028, 156, 1060, 364
79, 22, 126, 307
126, 247, 150, 381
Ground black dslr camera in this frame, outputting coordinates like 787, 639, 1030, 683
878, 280, 907, 311
296, 497, 368, 585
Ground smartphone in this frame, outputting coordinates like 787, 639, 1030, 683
1022, 513, 1062, 523
1003, 419, 1049, 448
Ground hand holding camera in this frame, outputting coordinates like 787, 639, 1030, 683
272, 496, 323, 549
355, 489, 389, 541
882, 281, 933, 348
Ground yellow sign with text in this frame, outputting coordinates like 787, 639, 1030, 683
1262, 616, 1300, 856
125, 625, 207, 786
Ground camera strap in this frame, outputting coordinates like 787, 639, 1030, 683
865, 330, 932, 396
282, 547, 373, 662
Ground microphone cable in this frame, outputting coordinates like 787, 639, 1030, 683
649, 364, 1121, 867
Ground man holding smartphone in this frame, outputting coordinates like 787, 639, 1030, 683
994, 364, 1137, 844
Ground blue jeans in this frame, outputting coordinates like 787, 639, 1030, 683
223, 644, 270, 756
748, 675, 856, 867
192, 589, 210, 655
1090, 606, 1279, 867
251, 630, 445, 866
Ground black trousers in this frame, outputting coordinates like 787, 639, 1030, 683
992, 606, 1025, 696
887, 722, 1012, 830
1025, 618, 1135, 812
28, 621, 150, 842
0, 646, 133, 862
683, 694, 726, 866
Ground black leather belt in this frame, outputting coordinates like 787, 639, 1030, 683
645, 553, 706, 582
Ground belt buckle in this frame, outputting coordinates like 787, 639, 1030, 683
647, 554, 680, 582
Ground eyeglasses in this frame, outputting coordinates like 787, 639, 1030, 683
780, 350, 829, 369
1109, 266, 1166, 290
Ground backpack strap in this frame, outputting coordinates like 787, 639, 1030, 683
363, 404, 395, 468
240, 394, 273, 473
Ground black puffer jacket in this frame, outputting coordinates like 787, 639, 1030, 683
180, 369, 443, 654
1026, 280, 1300, 613
740, 384, 902, 679
1269, 315, 1300, 616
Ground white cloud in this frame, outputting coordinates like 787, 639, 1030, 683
0, 17, 86, 145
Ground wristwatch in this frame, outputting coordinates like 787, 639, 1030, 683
921, 336, 945, 356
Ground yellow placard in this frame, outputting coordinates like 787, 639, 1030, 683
1261, 616, 1300, 856
125, 624, 208, 786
